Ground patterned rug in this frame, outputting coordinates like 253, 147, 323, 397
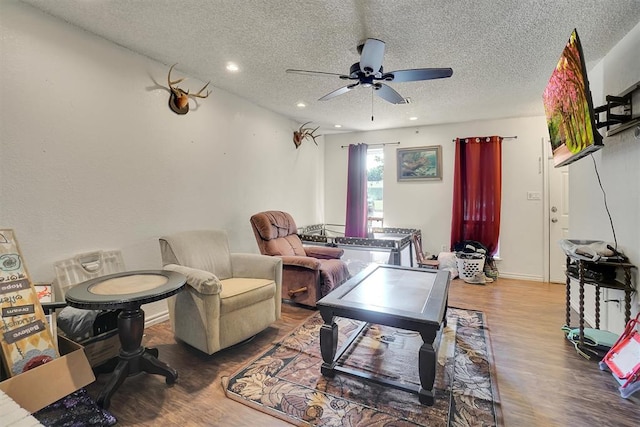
33, 388, 117, 426
224, 307, 501, 426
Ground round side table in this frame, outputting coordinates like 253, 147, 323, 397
65, 270, 186, 409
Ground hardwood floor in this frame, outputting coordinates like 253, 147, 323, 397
85, 277, 640, 426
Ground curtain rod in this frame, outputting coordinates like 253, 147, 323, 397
451, 136, 518, 142
340, 141, 400, 148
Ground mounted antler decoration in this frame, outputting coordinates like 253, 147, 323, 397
167, 63, 211, 115
293, 122, 321, 148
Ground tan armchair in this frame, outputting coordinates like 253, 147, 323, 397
159, 230, 282, 355
249, 211, 350, 307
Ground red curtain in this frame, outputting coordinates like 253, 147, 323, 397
450, 136, 502, 255
345, 143, 368, 237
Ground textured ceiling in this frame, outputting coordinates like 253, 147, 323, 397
19, 0, 640, 133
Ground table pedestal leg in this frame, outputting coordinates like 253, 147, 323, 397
97, 307, 177, 409
320, 321, 338, 377
97, 359, 130, 409
418, 329, 437, 406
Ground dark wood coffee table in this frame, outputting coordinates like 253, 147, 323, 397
317, 264, 450, 405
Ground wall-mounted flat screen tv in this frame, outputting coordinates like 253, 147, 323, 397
543, 29, 603, 168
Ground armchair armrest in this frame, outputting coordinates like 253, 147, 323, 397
303, 245, 344, 260
230, 253, 282, 282
163, 264, 222, 295
280, 255, 321, 270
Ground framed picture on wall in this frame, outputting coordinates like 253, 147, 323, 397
396, 145, 442, 181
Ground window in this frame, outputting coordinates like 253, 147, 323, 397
367, 148, 384, 227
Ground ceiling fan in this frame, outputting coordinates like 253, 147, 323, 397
286, 38, 453, 104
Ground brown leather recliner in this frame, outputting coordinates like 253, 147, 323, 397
250, 211, 350, 307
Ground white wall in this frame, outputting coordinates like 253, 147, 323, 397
0, 1, 324, 321
4, 1, 636, 332
568, 21, 640, 333
324, 116, 549, 281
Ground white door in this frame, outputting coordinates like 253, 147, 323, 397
548, 159, 569, 283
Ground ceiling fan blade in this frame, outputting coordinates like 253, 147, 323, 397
319, 83, 359, 101
374, 83, 406, 104
386, 68, 453, 83
286, 69, 347, 78
360, 38, 385, 75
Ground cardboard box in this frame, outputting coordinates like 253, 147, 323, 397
81, 329, 120, 367
0, 335, 95, 413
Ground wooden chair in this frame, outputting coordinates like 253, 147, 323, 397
412, 232, 439, 270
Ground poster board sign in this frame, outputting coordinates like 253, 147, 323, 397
0, 229, 59, 377
35, 282, 57, 352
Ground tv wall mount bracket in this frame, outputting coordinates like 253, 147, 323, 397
594, 82, 639, 137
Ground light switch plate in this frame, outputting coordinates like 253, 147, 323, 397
527, 191, 541, 200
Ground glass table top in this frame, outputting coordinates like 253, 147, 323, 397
318, 264, 450, 324
340, 267, 437, 313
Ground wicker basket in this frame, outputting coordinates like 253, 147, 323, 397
456, 255, 486, 281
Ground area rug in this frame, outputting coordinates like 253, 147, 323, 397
32, 388, 117, 426
224, 307, 501, 426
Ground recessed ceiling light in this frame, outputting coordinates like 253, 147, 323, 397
226, 62, 239, 72
334, 124, 342, 128
296, 102, 306, 108
409, 116, 418, 121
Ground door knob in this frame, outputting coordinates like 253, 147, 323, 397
551, 206, 558, 213
551, 218, 558, 223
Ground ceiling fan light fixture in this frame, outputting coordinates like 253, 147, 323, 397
287, 38, 452, 105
